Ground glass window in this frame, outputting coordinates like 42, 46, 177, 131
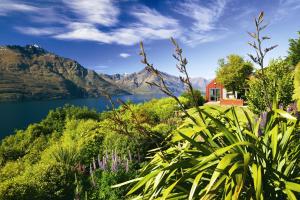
209, 88, 221, 101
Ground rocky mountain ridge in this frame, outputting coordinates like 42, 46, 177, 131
0, 45, 128, 101
100, 68, 209, 95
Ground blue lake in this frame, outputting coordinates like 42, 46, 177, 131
0, 94, 164, 139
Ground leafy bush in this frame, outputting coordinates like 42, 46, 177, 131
216, 54, 253, 98
0, 97, 183, 199
181, 90, 205, 108
287, 31, 300, 67
86, 169, 136, 200
121, 106, 300, 199
246, 59, 294, 114
294, 63, 300, 108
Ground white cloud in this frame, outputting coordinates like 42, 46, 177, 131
62, 0, 120, 26
93, 65, 109, 73
7, 0, 227, 46
54, 22, 180, 45
54, 23, 113, 42
14, 26, 62, 36
119, 53, 130, 58
132, 6, 179, 29
0, 0, 39, 15
176, 0, 226, 32
173, 0, 228, 46
275, 0, 300, 22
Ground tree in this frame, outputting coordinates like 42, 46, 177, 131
293, 62, 300, 108
246, 59, 294, 114
181, 89, 205, 108
287, 31, 300, 67
247, 11, 278, 110
216, 54, 253, 98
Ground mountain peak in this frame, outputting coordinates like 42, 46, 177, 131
100, 67, 209, 95
5, 44, 48, 57
0, 45, 129, 101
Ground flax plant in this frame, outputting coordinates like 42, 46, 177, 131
113, 12, 300, 200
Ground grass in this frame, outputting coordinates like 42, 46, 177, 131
187, 104, 254, 123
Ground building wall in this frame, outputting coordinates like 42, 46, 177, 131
205, 79, 224, 101
220, 99, 244, 106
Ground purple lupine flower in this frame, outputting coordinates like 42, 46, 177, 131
91, 171, 96, 186
128, 149, 132, 162
105, 150, 109, 160
114, 149, 118, 163
89, 163, 93, 174
93, 157, 97, 170
125, 159, 129, 173
256, 112, 267, 136
111, 150, 114, 164
287, 106, 292, 113
103, 155, 107, 170
279, 103, 284, 110
98, 154, 101, 168
260, 112, 267, 128
258, 128, 263, 137
137, 149, 141, 162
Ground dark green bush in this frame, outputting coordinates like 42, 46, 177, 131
181, 89, 205, 108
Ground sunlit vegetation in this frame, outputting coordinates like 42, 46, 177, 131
0, 11, 300, 200
115, 12, 300, 200
0, 97, 188, 200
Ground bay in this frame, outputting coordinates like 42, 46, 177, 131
0, 94, 164, 139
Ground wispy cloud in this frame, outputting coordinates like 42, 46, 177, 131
53, 4, 181, 45
177, 0, 226, 32
174, 0, 228, 46
132, 6, 179, 29
119, 53, 130, 58
62, 0, 120, 26
93, 65, 109, 73
275, 0, 300, 21
0, 0, 39, 16
14, 26, 63, 36
3, 0, 228, 46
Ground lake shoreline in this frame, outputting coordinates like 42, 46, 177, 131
0, 94, 165, 139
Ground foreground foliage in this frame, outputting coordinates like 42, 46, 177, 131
120, 106, 300, 199
0, 97, 186, 200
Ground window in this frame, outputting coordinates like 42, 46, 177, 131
209, 88, 221, 101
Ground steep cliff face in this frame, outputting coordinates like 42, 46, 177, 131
0, 45, 129, 101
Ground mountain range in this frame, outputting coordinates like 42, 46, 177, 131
0, 45, 208, 102
100, 69, 209, 95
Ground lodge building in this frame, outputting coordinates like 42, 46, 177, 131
205, 78, 244, 106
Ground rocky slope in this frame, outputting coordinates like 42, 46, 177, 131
0, 45, 128, 102
100, 68, 208, 95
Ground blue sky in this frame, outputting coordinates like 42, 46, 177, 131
0, 0, 300, 78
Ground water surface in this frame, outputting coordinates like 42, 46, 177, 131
0, 94, 163, 139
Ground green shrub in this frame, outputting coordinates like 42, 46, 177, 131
87, 169, 137, 200
246, 59, 294, 114
293, 63, 300, 108
121, 107, 300, 199
0, 97, 182, 199
181, 90, 205, 108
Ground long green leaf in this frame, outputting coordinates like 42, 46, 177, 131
206, 153, 239, 193
189, 172, 203, 200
